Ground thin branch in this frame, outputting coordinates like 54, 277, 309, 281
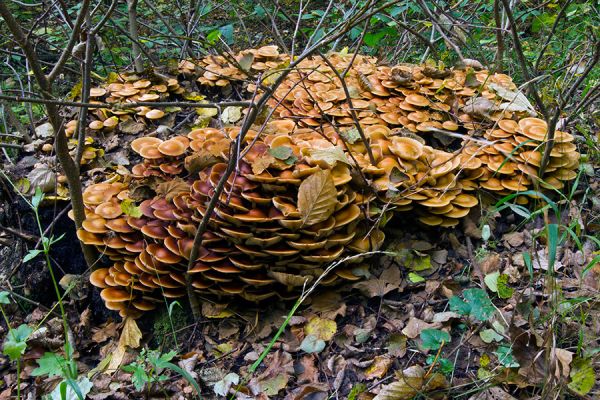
533, 0, 571, 74
0, 94, 253, 110
47, 0, 91, 83
499, 0, 549, 118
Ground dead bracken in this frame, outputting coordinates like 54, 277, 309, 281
69, 47, 580, 318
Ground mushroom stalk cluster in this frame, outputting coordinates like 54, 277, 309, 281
72, 47, 580, 317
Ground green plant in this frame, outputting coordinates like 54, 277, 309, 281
122, 349, 201, 397
0, 173, 87, 399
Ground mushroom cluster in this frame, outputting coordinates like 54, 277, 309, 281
64, 74, 182, 139
465, 117, 579, 197
75, 48, 580, 315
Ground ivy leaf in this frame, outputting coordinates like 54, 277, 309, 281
2, 324, 32, 361
0, 291, 9, 304
463, 288, 496, 321
479, 329, 503, 343
494, 345, 519, 368
449, 295, 471, 316
420, 329, 450, 350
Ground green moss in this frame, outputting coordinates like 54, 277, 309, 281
151, 303, 189, 349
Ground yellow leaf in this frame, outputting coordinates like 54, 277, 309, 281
304, 317, 337, 341
297, 169, 337, 227
106, 317, 141, 373
365, 356, 393, 380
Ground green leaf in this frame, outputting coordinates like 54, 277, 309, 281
0, 291, 10, 304
494, 345, 519, 367
348, 383, 367, 400
420, 329, 450, 350
449, 296, 471, 316
32, 352, 70, 378
479, 329, 503, 343
206, 30, 221, 45
481, 224, 491, 242
496, 274, 514, 299
2, 324, 32, 361
426, 355, 454, 375
463, 288, 496, 321
148, 350, 177, 369
340, 127, 361, 144
484, 271, 500, 293
163, 361, 202, 397
120, 199, 142, 218
568, 357, 595, 396
32, 187, 44, 210
546, 223, 559, 273
300, 334, 326, 353
23, 249, 43, 263
122, 363, 149, 391
268, 146, 293, 160
408, 272, 425, 283
219, 24, 234, 44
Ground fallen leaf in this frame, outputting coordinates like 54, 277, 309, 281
297, 169, 337, 227
353, 265, 402, 298
106, 318, 141, 372
401, 317, 441, 339
221, 106, 242, 124
552, 348, 573, 379
568, 357, 594, 396
385, 334, 407, 358
373, 365, 447, 400
308, 146, 350, 167
467, 386, 517, 400
364, 356, 392, 380
305, 317, 337, 341
213, 372, 239, 397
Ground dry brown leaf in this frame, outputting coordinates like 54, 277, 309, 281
552, 348, 573, 379
467, 386, 517, 400
364, 356, 393, 380
106, 317, 142, 372
251, 153, 276, 174
353, 265, 402, 298
401, 317, 441, 339
184, 151, 220, 175
373, 365, 447, 400
295, 355, 319, 384
155, 177, 190, 201
297, 169, 337, 227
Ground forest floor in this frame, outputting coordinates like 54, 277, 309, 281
0, 152, 599, 399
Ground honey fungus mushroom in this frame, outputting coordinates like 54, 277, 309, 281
75, 47, 581, 317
